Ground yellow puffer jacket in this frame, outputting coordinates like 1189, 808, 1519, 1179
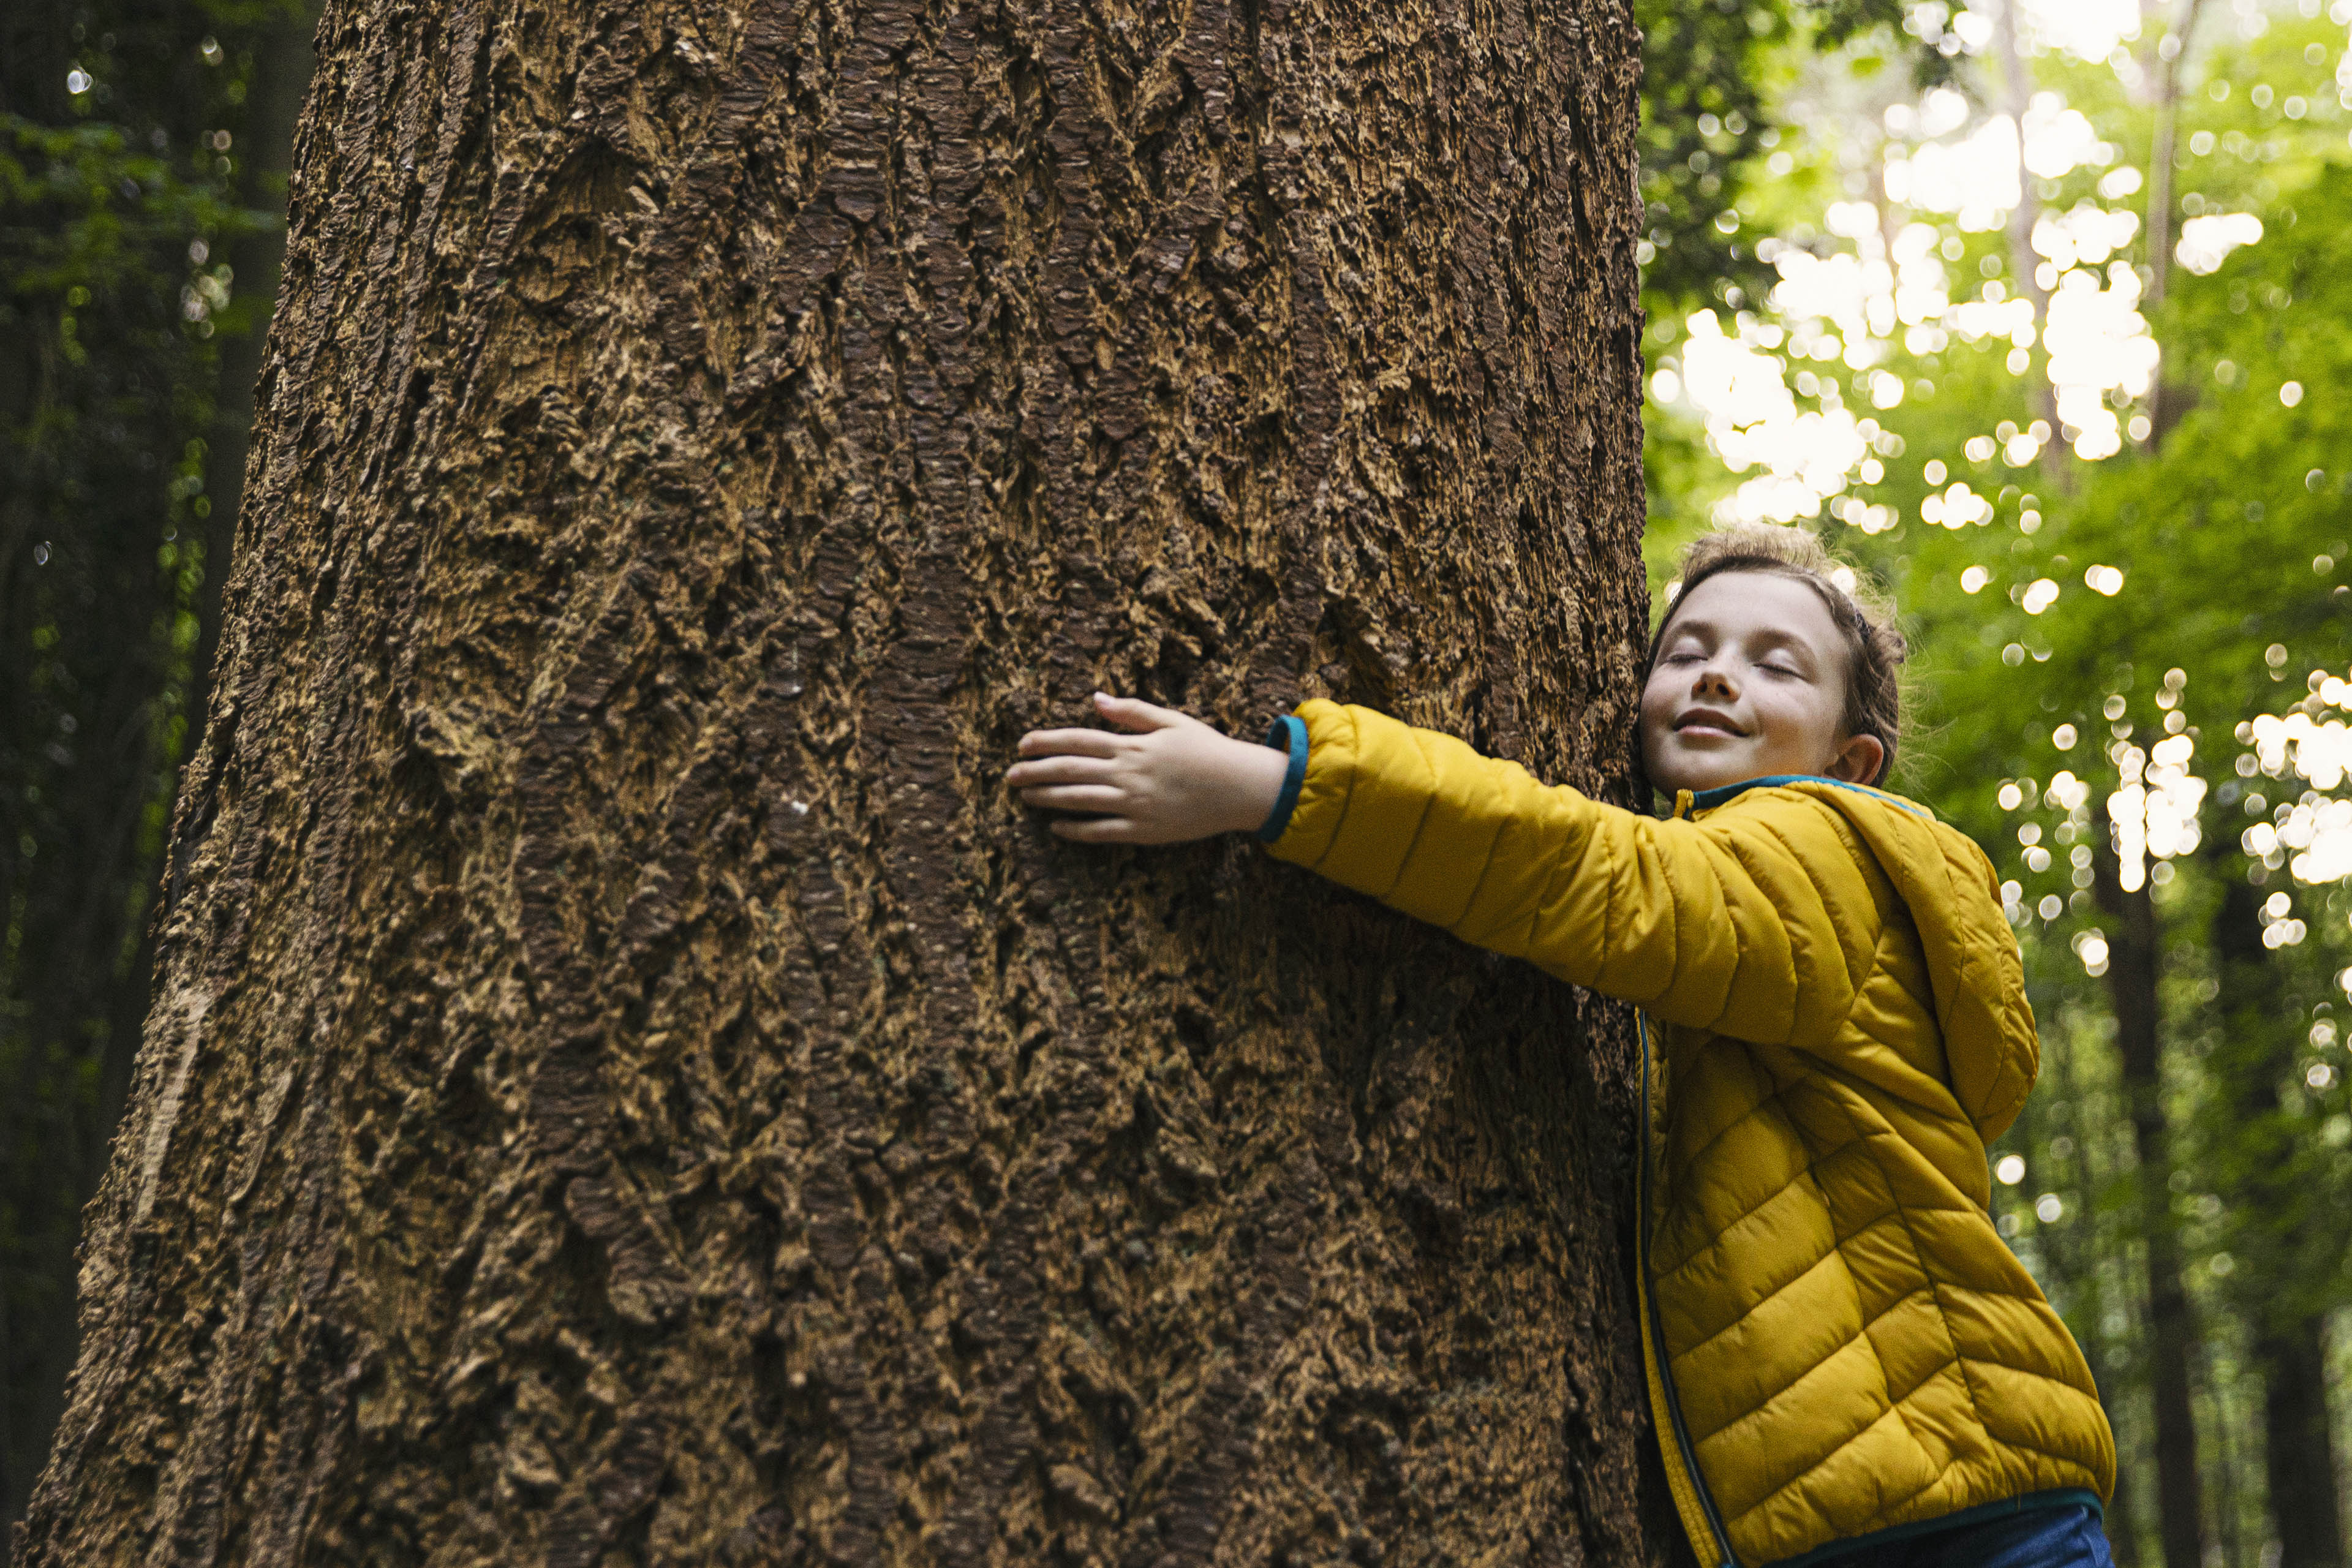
1262, 701, 2115, 1566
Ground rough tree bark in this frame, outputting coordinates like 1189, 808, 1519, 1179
17, 0, 1659, 1561
183, 0, 323, 905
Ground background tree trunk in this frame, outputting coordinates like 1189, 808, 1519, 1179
17, 0, 1660, 1562
2139, 0, 2209, 445
2210, 878, 2346, 1568
2093, 835, 2206, 1568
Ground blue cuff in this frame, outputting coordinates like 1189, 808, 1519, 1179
1257, 714, 1308, 843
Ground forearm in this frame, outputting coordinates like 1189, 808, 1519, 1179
1260, 699, 1625, 957
1259, 701, 1836, 1039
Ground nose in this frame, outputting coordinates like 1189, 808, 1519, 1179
1689, 658, 1739, 700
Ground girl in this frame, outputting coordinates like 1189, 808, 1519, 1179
1005, 523, 2117, 1567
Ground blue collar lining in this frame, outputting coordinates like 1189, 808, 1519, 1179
1684, 774, 1931, 818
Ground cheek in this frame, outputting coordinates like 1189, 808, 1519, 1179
1637, 675, 1678, 740
1765, 688, 1844, 756
1639, 662, 1686, 716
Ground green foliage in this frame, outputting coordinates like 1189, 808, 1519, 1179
1635, 0, 1799, 311
1635, 0, 1955, 606
1635, 0, 1936, 314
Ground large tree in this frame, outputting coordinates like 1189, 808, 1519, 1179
17, 0, 1660, 1559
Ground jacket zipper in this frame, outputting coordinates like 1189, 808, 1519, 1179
1637, 1014, 1742, 1568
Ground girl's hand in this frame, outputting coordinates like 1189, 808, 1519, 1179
1008, 693, 1289, 845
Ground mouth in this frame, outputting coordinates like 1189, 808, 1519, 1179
1673, 709, 1747, 739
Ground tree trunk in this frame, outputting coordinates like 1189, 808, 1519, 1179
2256, 1319, 2343, 1568
97, 0, 326, 1291
2092, 830, 2206, 1568
176, 0, 323, 919
1992, 0, 2061, 484
17, 0, 1660, 1562
2141, 0, 2211, 445
2039, 1005, 2139, 1568
2073, 11, 2217, 1555
2210, 876, 2346, 1568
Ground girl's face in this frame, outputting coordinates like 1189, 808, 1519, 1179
1640, 571, 1887, 795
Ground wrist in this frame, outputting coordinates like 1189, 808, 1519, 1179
1250, 714, 1308, 842
1222, 734, 1291, 835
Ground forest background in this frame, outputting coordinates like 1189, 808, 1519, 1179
4, 0, 2350, 1564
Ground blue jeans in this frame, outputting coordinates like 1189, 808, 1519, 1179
1830, 1505, 2115, 1568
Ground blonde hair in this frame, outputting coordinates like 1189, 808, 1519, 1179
1647, 523, 1909, 787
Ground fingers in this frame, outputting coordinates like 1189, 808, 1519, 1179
1005, 754, 1117, 788
1010, 696, 1194, 852
1049, 815, 1142, 843
1017, 785, 1129, 813
1091, 691, 1184, 733
1016, 696, 1191, 761
1017, 726, 1122, 760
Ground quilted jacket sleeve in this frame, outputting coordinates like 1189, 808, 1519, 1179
1263, 699, 1885, 1049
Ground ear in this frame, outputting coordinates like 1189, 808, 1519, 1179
1825, 732, 1887, 786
